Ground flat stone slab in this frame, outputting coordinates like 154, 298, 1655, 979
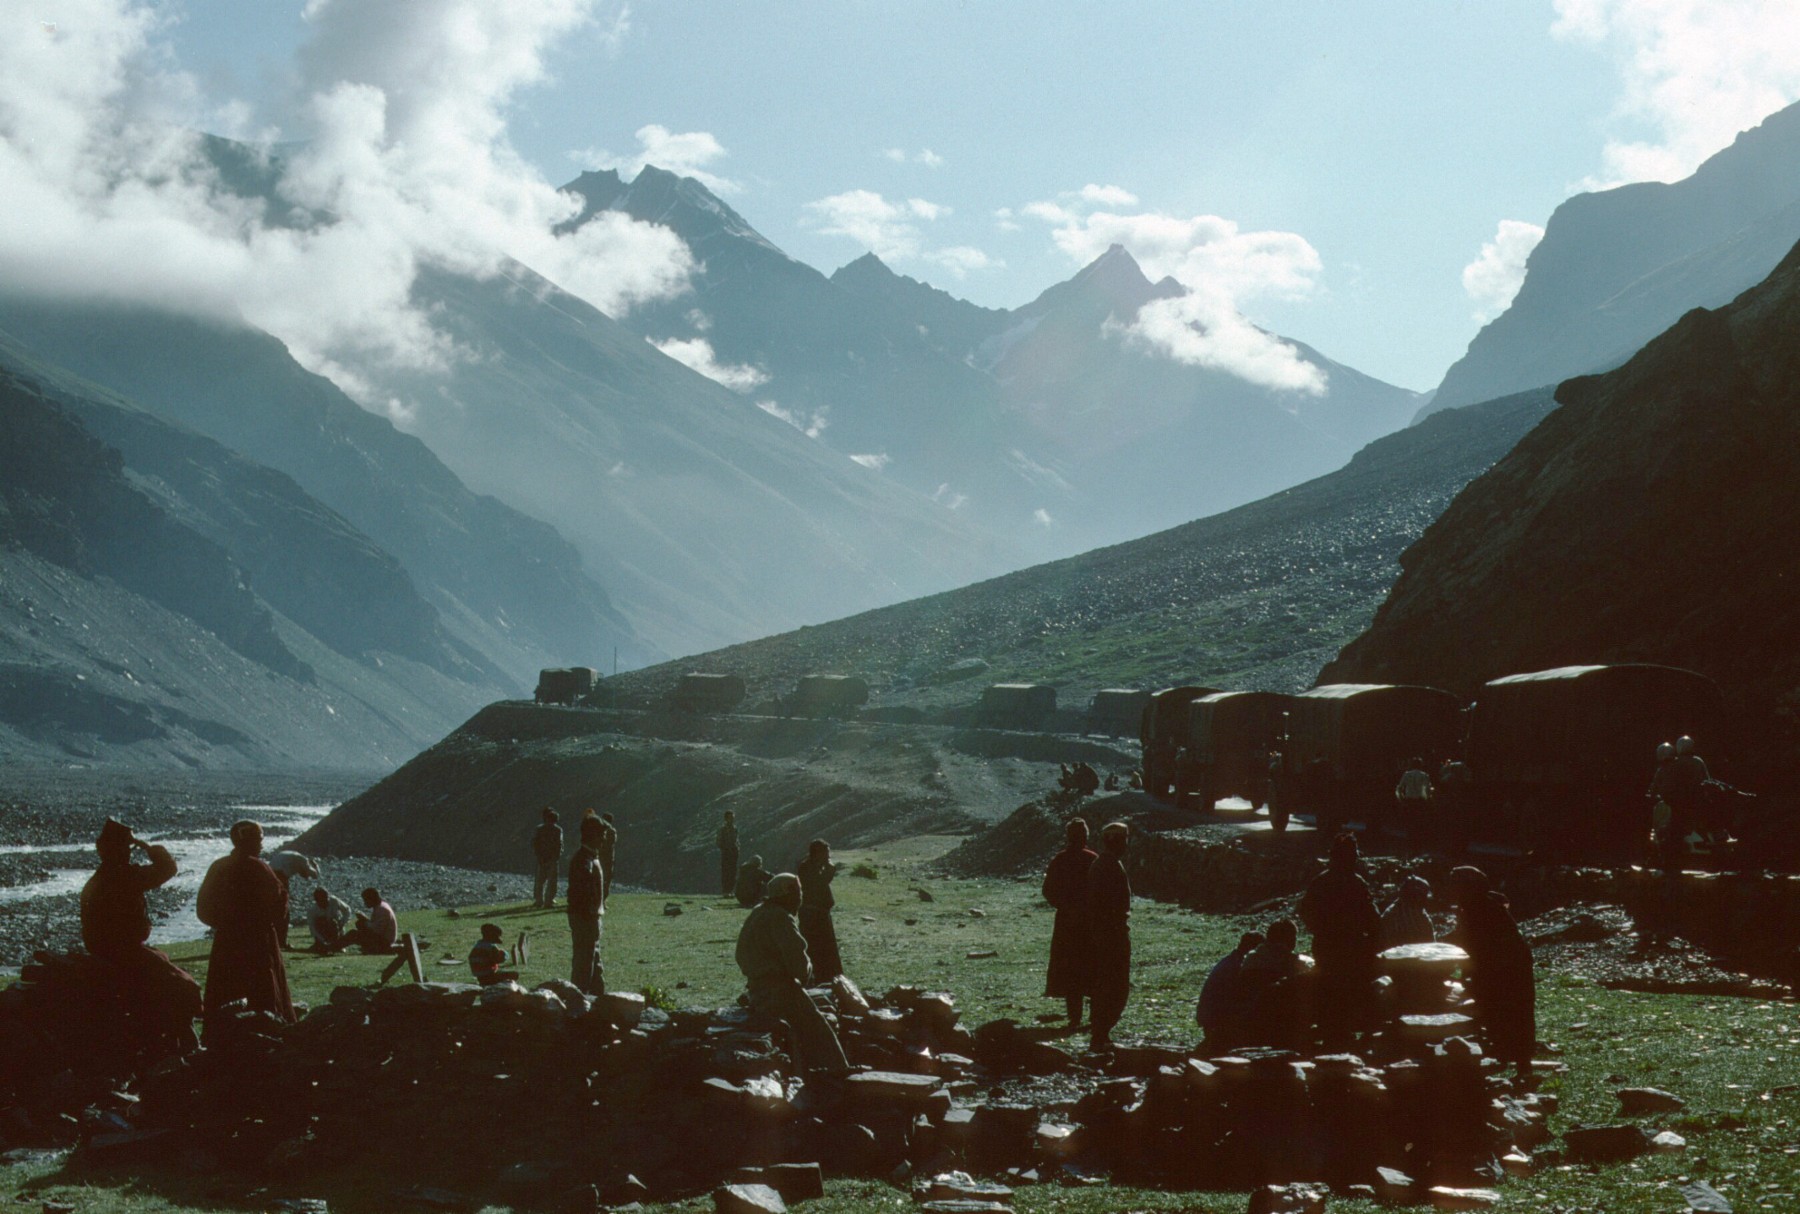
714, 1182, 786, 1214
1616, 1086, 1685, 1115
1428, 1187, 1500, 1210
848, 1071, 944, 1102
1681, 1181, 1733, 1213
1381, 942, 1469, 966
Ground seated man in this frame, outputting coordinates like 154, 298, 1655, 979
735, 873, 850, 1076
1195, 931, 1263, 1054
1236, 919, 1316, 1050
735, 855, 769, 909
468, 923, 518, 986
308, 887, 352, 952
79, 819, 203, 1052
341, 887, 400, 954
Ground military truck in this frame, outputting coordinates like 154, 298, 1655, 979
1467, 664, 1725, 855
1139, 685, 1222, 801
1178, 691, 1297, 825
535, 667, 599, 706
669, 672, 747, 714
976, 683, 1057, 729
787, 674, 871, 718
1282, 683, 1464, 837
1086, 689, 1152, 738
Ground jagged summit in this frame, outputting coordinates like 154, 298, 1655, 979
1016, 243, 1180, 320
561, 164, 783, 255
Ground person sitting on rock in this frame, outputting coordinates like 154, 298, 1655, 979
308, 886, 352, 952
1195, 930, 1263, 1054
1381, 875, 1437, 948
735, 854, 770, 908
468, 923, 518, 986
735, 873, 851, 1076
340, 887, 400, 954
79, 818, 203, 1052
1236, 919, 1315, 1049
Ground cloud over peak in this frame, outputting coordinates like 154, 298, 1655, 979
802, 189, 996, 277
580, 122, 739, 194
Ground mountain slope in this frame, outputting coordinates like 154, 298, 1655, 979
0, 298, 643, 677
1326, 241, 1800, 780
602, 385, 1556, 712
1426, 100, 1800, 417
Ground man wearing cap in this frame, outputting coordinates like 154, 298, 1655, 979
80, 819, 202, 1050
567, 815, 607, 994
1085, 821, 1133, 1052
735, 872, 851, 1075
196, 820, 294, 1028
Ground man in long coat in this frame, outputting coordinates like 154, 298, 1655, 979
1086, 821, 1133, 1051
796, 839, 842, 982
1448, 866, 1536, 1075
1297, 831, 1381, 1051
1041, 817, 1096, 1028
735, 873, 850, 1075
196, 820, 294, 1028
80, 818, 202, 1050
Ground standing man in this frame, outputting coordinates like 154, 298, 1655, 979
532, 808, 562, 909
1085, 821, 1133, 1052
735, 873, 850, 1076
195, 820, 294, 1029
1395, 758, 1434, 853
567, 814, 606, 994
80, 819, 202, 1051
596, 812, 619, 907
1298, 832, 1381, 1051
796, 839, 842, 982
1447, 866, 1536, 1076
717, 810, 739, 897
1041, 818, 1096, 1029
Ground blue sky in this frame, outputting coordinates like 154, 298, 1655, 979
57, 2, 1800, 391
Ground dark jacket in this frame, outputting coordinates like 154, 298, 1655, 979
567, 846, 604, 921
798, 854, 836, 911
736, 901, 812, 992
532, 822, 563, 864
81, 845, 177, 955
1041, 844, 1096, 998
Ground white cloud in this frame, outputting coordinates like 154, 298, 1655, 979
757, 399, 829, 439
580, 122, 738, 193
802, 189, 995, 278
932, 483, 969, 510
882, 147, 943, 167
1032, 508, 1054, 527
1078, 183, 1138, 207
1461, 219, 1546, 321
0, 0, 696, 400
1553, 0, 1800, 187
1023, 190, 1327, 394
650, 336, 769, 392
993, 207, 1020, 232
848, 452, 891, 470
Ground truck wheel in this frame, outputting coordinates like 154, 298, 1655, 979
1271, 805, 1289, 833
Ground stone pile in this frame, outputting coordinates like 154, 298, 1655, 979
1, 963, 1564, 1210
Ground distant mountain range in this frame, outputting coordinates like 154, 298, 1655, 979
1328, 238, 1800, 783
1425, 99, 1800, 419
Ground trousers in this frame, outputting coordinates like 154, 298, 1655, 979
750, 978, 849, 1074
570, 914, 604, 994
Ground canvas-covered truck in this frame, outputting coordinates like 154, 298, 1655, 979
1466, 664, 1726, 856
1086, 689, 1151, 738
976, 683, 1057, 729
535, 667, 599, 706
1140, 685, 1222, 801
1177, 691, 1297, 825
787, 674, 871, 718
669, 672, 747, 714
1282, 683, 1464, 837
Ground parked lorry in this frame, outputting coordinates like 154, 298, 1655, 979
669, 672, 747, 714
1281, 683, 1464, 837
787, 674, 871, 718
976, 683, 1057, 729
1178, 691, 1297, 825
1086, 689, 1151, 738
535, 667, 599, 706
1140, 685, 1222, 801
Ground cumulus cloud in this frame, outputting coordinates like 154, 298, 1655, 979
757, 399, 829, 438
848, 452, 891, 470
1023, 189, 1327, 394
1461, 219, 1546, 321
802, 189, 997, 278
1032, 508, 1054, 527
0, 0, 694, 404
580, 122, 738, 193
1553, 0, 1800, 187
882, 147, 943, 167
650, 337, 769, 392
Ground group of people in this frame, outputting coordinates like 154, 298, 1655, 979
1185, 833, 1536, 1071
1041, 818, 1135, 1051
527, 807, 618, 994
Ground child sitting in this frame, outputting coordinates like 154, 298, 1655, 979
468, 923, 518, 986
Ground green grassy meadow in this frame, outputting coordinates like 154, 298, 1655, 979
3, 836, 1797, 1213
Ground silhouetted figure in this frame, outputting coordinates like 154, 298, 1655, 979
266, 851, 318, 949
1448, 866, 1536, 1075
468, 922, 517, 986
1381, 875, 1437, 948
735, 872, 850, 1075
1298, 832, 1380, 1051
1237, 919, 1315, 1049
1436, 756, 1474, 854
80, 818, 201, 1051
796, 839, 842, 982
1041, 818, 1096, 1028
1086, 821, 1132, 1051
1395, 757, 1434, 852
1195, 930, 1263, 1054
196, 820, 294, 1029
568, 815, 606, 994
307, 887, 351, 952
717, 810, 739, 897
735, 854, 769, 908
532, 808, 562, 908
597, 812, 618, 906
